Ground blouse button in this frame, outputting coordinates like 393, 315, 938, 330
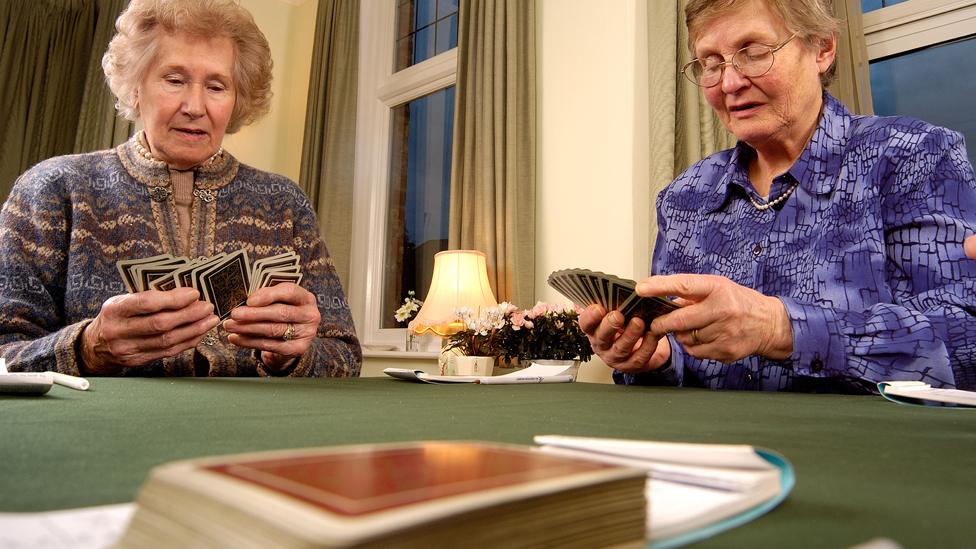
752, 243, 763, 256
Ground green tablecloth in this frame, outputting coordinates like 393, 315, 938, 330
2, 377, 974, 547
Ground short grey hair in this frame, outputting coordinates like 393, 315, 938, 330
102, 0, 273, 134
684, 0, 841, 87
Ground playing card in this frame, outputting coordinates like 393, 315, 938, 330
117, 249, 304, 319
198, 250, 250, 320
259, 271, 303, 289
116, 253, 175, 293
131, 256, 189, 292
547, 268, 679, 326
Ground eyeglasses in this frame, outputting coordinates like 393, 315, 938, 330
681, 34, 797, 88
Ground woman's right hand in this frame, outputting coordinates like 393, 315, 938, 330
80, 288, 219, 374
578, 304, 671, 373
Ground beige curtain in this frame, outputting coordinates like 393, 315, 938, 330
0, 0, 131, 202
647, 2, 735, 252
828, 0, 874, 114
298, 0, 359, 290
449, 0, 536, 307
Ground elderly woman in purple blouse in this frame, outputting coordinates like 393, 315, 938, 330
581, 0, 976, 392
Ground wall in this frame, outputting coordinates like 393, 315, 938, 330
222, 0, 318, 182
537, 0, 649, 383
238, 0, 649, 382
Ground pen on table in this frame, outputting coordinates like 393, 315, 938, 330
476, 375, 574, 385
48, 372, 90, 391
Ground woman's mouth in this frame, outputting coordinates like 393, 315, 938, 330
174, 128, 208, 139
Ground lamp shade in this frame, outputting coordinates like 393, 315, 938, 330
408, 250, 497, 337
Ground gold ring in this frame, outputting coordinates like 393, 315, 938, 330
691, 329, 700, 345
282, 324, 296, 341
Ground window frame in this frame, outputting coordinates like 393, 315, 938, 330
349, 0, 458, 351
862, 0, 976, 59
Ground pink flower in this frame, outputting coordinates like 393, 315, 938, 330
528, 301, 548, 319
511, 311, 527, 329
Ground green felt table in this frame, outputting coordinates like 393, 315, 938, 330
2, 376, 974, 547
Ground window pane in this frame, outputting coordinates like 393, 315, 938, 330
437, 0, 459, 19
383, 87, 456, 328
869, 37, 976, 166
394, 0, 459, 72
435, 14, 458, 56
415, 0, 436, 29
861, 0, 909, 12
412, 25, 435, 66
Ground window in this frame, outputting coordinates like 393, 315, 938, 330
395, 0, 459, 71
862, 0, 976, 165
381, 86, 455, 329
862, 0, 910, 12
350, 0, 459, 349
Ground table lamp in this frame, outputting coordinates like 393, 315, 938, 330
408, 250, 497, 338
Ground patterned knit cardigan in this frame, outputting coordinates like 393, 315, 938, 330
0, 137, 361, 377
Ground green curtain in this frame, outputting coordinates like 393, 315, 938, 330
75, 0, 135, 154
449, 0, 536, 308
298, 0, 359, 292
0, 0, 131, 203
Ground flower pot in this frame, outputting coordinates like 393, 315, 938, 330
526, 359, 580, 381
455, 356, 495, 376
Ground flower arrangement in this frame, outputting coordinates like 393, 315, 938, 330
446, 302, 593, 362
394, 291, 423, 324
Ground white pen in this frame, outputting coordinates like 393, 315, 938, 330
477, 375, 574, 385
48, 371, 90, 391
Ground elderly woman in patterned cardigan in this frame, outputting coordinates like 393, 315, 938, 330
0, 0, 361, 377
582, 0, 975, 392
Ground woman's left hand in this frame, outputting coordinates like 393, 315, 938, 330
639, 274, 793, 363
223, 283, 320, 371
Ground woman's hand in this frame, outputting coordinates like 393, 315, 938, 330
223, 283, 320, 371
81, 288, 219, 374
578, 304, 671, 373
965, 235, 976, 260
639, 274, 793, 363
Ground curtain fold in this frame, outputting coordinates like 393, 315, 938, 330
1, 1, 92, 200
828, 0, 874, 114
0, 0, 130, 202
646, 1, 735, 256
298, 0, 359, 290
449, 0, 536, 308
74, 0, 135, 154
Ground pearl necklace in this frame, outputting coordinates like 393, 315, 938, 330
134, 132, 223, 166
748, 181, 799, 211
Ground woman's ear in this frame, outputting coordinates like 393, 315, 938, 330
815, 33, 838, 74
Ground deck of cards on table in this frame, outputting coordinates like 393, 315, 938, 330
548, 268, 680, 326
116, 250, 303, 319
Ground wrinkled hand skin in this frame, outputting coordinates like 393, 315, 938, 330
579, 304, 671, 374
223, 282, 321, 371
81, 287, 219, 374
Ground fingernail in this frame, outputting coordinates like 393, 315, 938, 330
637, 282, 651, 294
608, 311, 624, 328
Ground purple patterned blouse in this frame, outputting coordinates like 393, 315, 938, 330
617, 93, 976, 392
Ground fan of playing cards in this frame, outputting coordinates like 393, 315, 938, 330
547, 268, 680, 327
116, 250, 303, 319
